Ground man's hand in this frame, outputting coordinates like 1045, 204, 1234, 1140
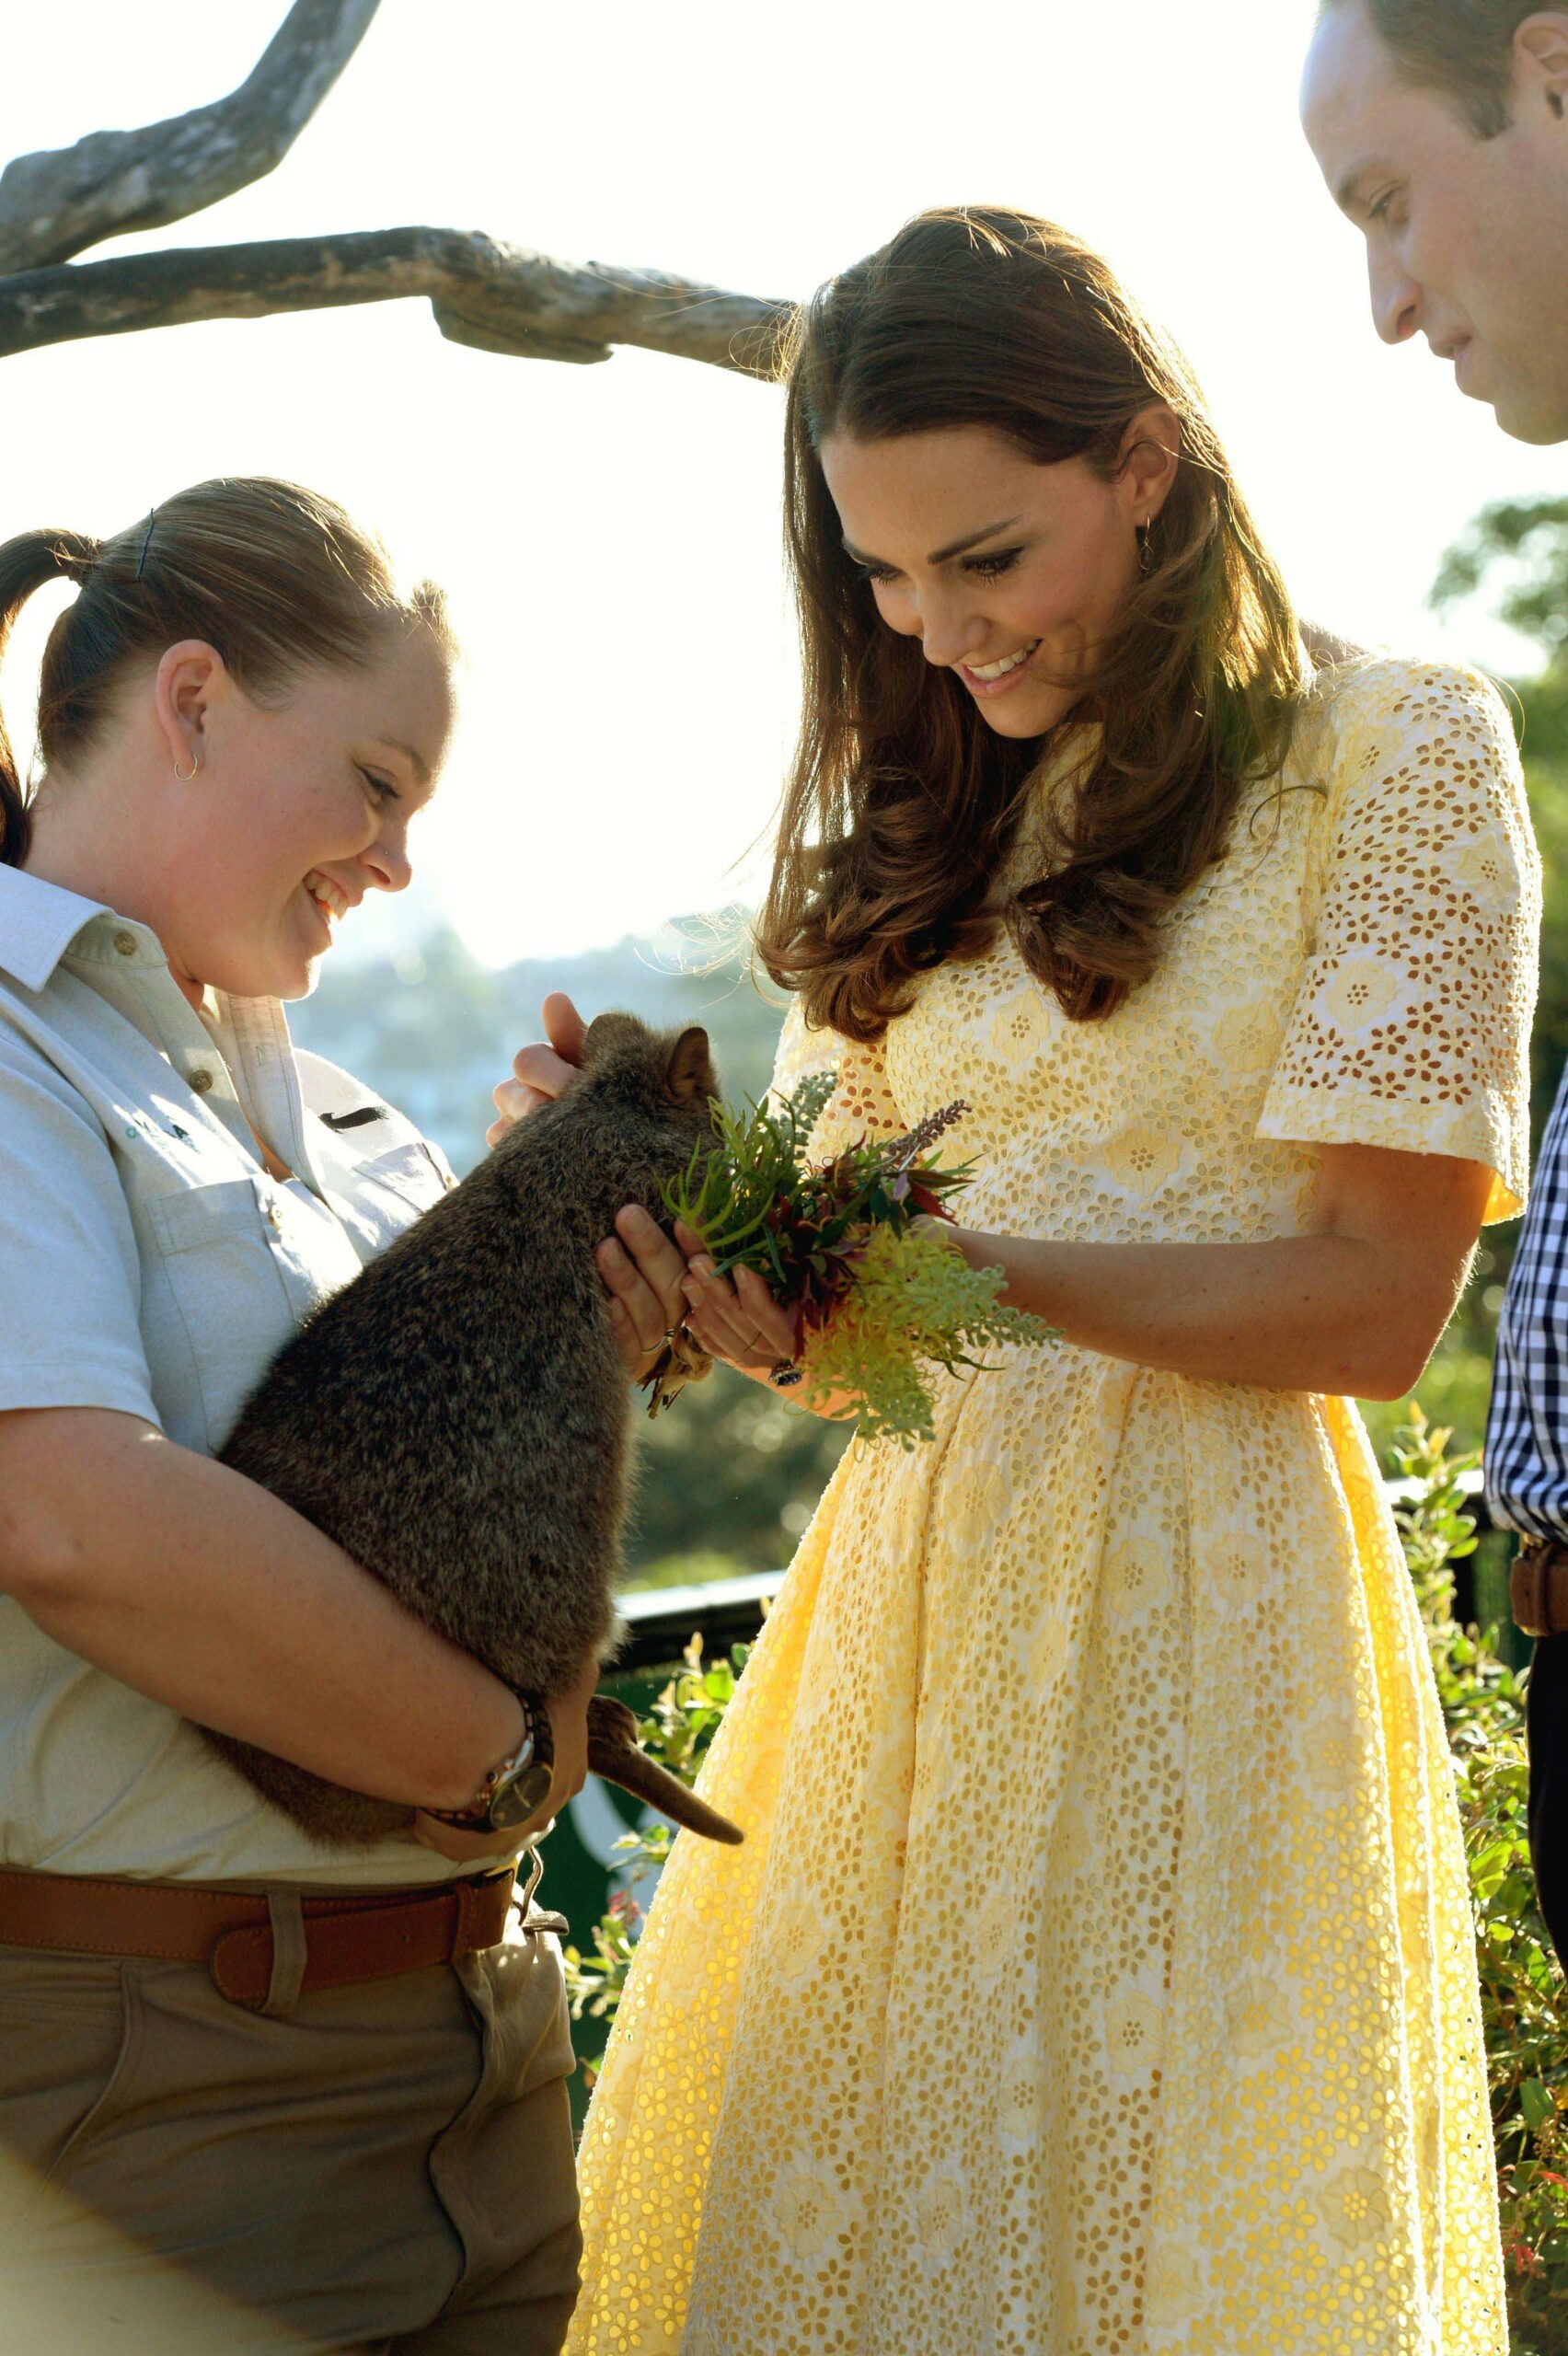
487, 993, 588, 1147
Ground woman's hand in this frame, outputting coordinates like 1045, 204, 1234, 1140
482, 996, 823, 1398
412, 1655, 600, 1860
676, 1228, 802, 1385
677, 1232, 861, 1423
487, 992, 588, 1147
595, 1207, 699, 1383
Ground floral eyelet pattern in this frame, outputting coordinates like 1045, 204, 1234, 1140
568, 659, 1532, 2356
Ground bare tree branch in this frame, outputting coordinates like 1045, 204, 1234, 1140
0, 0, 382, 276
0, 228, 791, 376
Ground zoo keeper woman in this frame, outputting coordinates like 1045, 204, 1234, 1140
0, 478, 599, 2354
542, 210, 1540, 2355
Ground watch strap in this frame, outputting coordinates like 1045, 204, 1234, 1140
427, 1688, 553, 1831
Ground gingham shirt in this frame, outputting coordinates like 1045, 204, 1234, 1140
1487, 1068, 1568, 1540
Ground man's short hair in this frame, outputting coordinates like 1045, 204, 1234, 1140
1332, 0, 1538, 138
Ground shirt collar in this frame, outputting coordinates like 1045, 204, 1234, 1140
0, 863, 159, 992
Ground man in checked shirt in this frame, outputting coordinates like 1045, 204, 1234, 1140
1303, 0, 1568, 1951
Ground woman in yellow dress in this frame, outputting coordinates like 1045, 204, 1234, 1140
566, 208, 1535, 2354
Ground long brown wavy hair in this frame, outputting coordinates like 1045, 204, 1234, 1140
755, 207, 1305, 1038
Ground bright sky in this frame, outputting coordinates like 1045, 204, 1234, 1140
2, 0, 1561, 966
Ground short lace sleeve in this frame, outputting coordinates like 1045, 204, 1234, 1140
768, 998, 905, 1156
1257, 659, 1539, 1221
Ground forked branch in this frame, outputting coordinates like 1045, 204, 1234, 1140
0, 0, 382, 276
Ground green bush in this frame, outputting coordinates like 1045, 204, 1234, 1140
565, 1409, 1568, 2345
1394, 1411, 1568, 2349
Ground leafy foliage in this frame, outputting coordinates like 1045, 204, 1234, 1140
563, 1631, 751, 2071
1431, 498, 1568, 687
1366, 494, 1568, 1468
656, 1070, 1055, 1446
801, 1220, 1049, 1447
1394, 1409, 1568, 2347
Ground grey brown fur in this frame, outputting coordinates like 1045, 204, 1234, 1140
202, 1012, 741, 1848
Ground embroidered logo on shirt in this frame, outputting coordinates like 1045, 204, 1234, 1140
319, 1106, 389, 1133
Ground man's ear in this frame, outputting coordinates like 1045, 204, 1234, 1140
1517, 13, 1568, 117
665, 1026, 716, 1106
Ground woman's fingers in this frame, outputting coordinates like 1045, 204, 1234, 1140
542, 993, 590, 1063
681, 1253, 796, 1371
510, 1042, 581, 1102
487, 998, 588, 1144
596, 1243, 667, 1374
616, 1206, 688, 1304
596, 1209, 799, 1383
488, 1078, 551, 1142
597, 1207, 690, 1377
734, 1263, 800, 1357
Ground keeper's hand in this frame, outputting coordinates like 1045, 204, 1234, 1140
487, 993, 587, 1146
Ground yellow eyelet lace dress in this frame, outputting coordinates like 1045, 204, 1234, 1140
568, 658, 1538, 2356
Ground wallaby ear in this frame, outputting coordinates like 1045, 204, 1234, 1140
582, 1011, 640, 1067
665, 1026, 716, 1106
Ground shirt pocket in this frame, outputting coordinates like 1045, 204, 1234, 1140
353, 1138, 454, 1216
143, 1178, 299, 1454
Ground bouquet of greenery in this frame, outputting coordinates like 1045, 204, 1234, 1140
645, 1069, 1055, 1448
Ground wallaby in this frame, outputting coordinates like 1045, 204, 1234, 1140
202, 1011, 742, 1849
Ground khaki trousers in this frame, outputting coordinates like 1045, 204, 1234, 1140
0, 1901, 581, 2354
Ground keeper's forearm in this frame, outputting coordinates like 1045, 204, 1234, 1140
951, 1230, 1458, 1401
0, 1409, 523, 1814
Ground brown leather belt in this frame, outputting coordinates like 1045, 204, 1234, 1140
1512, 1536, 1568, 1640
0, 1862, 524, 2009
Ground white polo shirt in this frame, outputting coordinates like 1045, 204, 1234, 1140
0, 862, 484, 1886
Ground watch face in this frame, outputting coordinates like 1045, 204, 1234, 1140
490, 1759, 554, 1831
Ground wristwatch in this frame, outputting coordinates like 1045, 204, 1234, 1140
427, 1689, 555, 1833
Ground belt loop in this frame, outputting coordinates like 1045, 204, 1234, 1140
260, 1889, 307, 2018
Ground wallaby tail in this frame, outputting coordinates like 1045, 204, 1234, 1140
585, 1693, 744, 1846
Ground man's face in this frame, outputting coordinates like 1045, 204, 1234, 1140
1302, 1, 1568, 445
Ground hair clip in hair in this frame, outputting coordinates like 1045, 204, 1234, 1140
135, 509, 156, 582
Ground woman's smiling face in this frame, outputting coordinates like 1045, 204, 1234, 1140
152, 625, 457, 1005
819, 419, 1176, 740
